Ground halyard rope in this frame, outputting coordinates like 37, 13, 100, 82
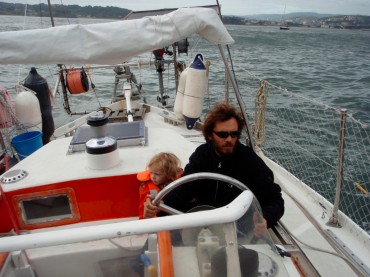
253, 80, 269, 147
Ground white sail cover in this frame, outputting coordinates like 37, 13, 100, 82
0, 7, 234, 65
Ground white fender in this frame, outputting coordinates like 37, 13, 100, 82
15, 90, 42, 132
173, 68, 188, 119
182, 54, 208, 129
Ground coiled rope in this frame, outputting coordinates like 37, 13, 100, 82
253, 80, 269, 148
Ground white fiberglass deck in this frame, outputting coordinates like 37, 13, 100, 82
261, 152, 370, 276
2, 123, 197, 192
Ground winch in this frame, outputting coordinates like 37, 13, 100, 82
85, 112, 120, 170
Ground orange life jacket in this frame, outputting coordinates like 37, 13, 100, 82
137, 169, 183, 219
137, 170, 161, 219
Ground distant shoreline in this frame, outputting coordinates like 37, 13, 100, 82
1, 14, 370, 31
0, 14, 117, 21
1, 1, 370, 29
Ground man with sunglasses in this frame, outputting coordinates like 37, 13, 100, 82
145, 103, 284, 236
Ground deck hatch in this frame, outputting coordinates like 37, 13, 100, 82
69, 120, 146, 153
12, 188, 80, 229
22, 195, 71, 222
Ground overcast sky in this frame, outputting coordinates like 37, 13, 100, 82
3, 0, 370, 16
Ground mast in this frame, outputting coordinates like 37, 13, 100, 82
47, 0, 55, 27
280, 4, 290, 30
281, 4, 286, 22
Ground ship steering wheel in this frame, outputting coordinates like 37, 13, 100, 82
152, 172, 248, 215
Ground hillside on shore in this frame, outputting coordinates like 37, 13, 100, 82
0, 2, 131, 19
1, 2, 369, 29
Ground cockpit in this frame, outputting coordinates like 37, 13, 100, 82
0, 188, 290, 277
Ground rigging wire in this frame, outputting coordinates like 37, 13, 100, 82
59, 0, 71, 24
17, 2, 29, 84
215, 0, 254, 149
216, 0, 241, 100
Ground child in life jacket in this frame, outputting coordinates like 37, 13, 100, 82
137, 152, 182, 219
130, 153, 182, 276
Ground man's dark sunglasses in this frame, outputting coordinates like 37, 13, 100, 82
213, 131, 240, 139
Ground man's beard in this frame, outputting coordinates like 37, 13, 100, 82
213, 141, 236, 156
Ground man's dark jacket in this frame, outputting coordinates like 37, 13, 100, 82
164, 141, 284, 228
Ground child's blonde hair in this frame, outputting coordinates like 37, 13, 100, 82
148, 152, 181, 182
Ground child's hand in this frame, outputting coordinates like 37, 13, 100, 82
143, 194, 159, 218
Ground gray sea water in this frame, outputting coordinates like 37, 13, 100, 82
229, 24, 370, 123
